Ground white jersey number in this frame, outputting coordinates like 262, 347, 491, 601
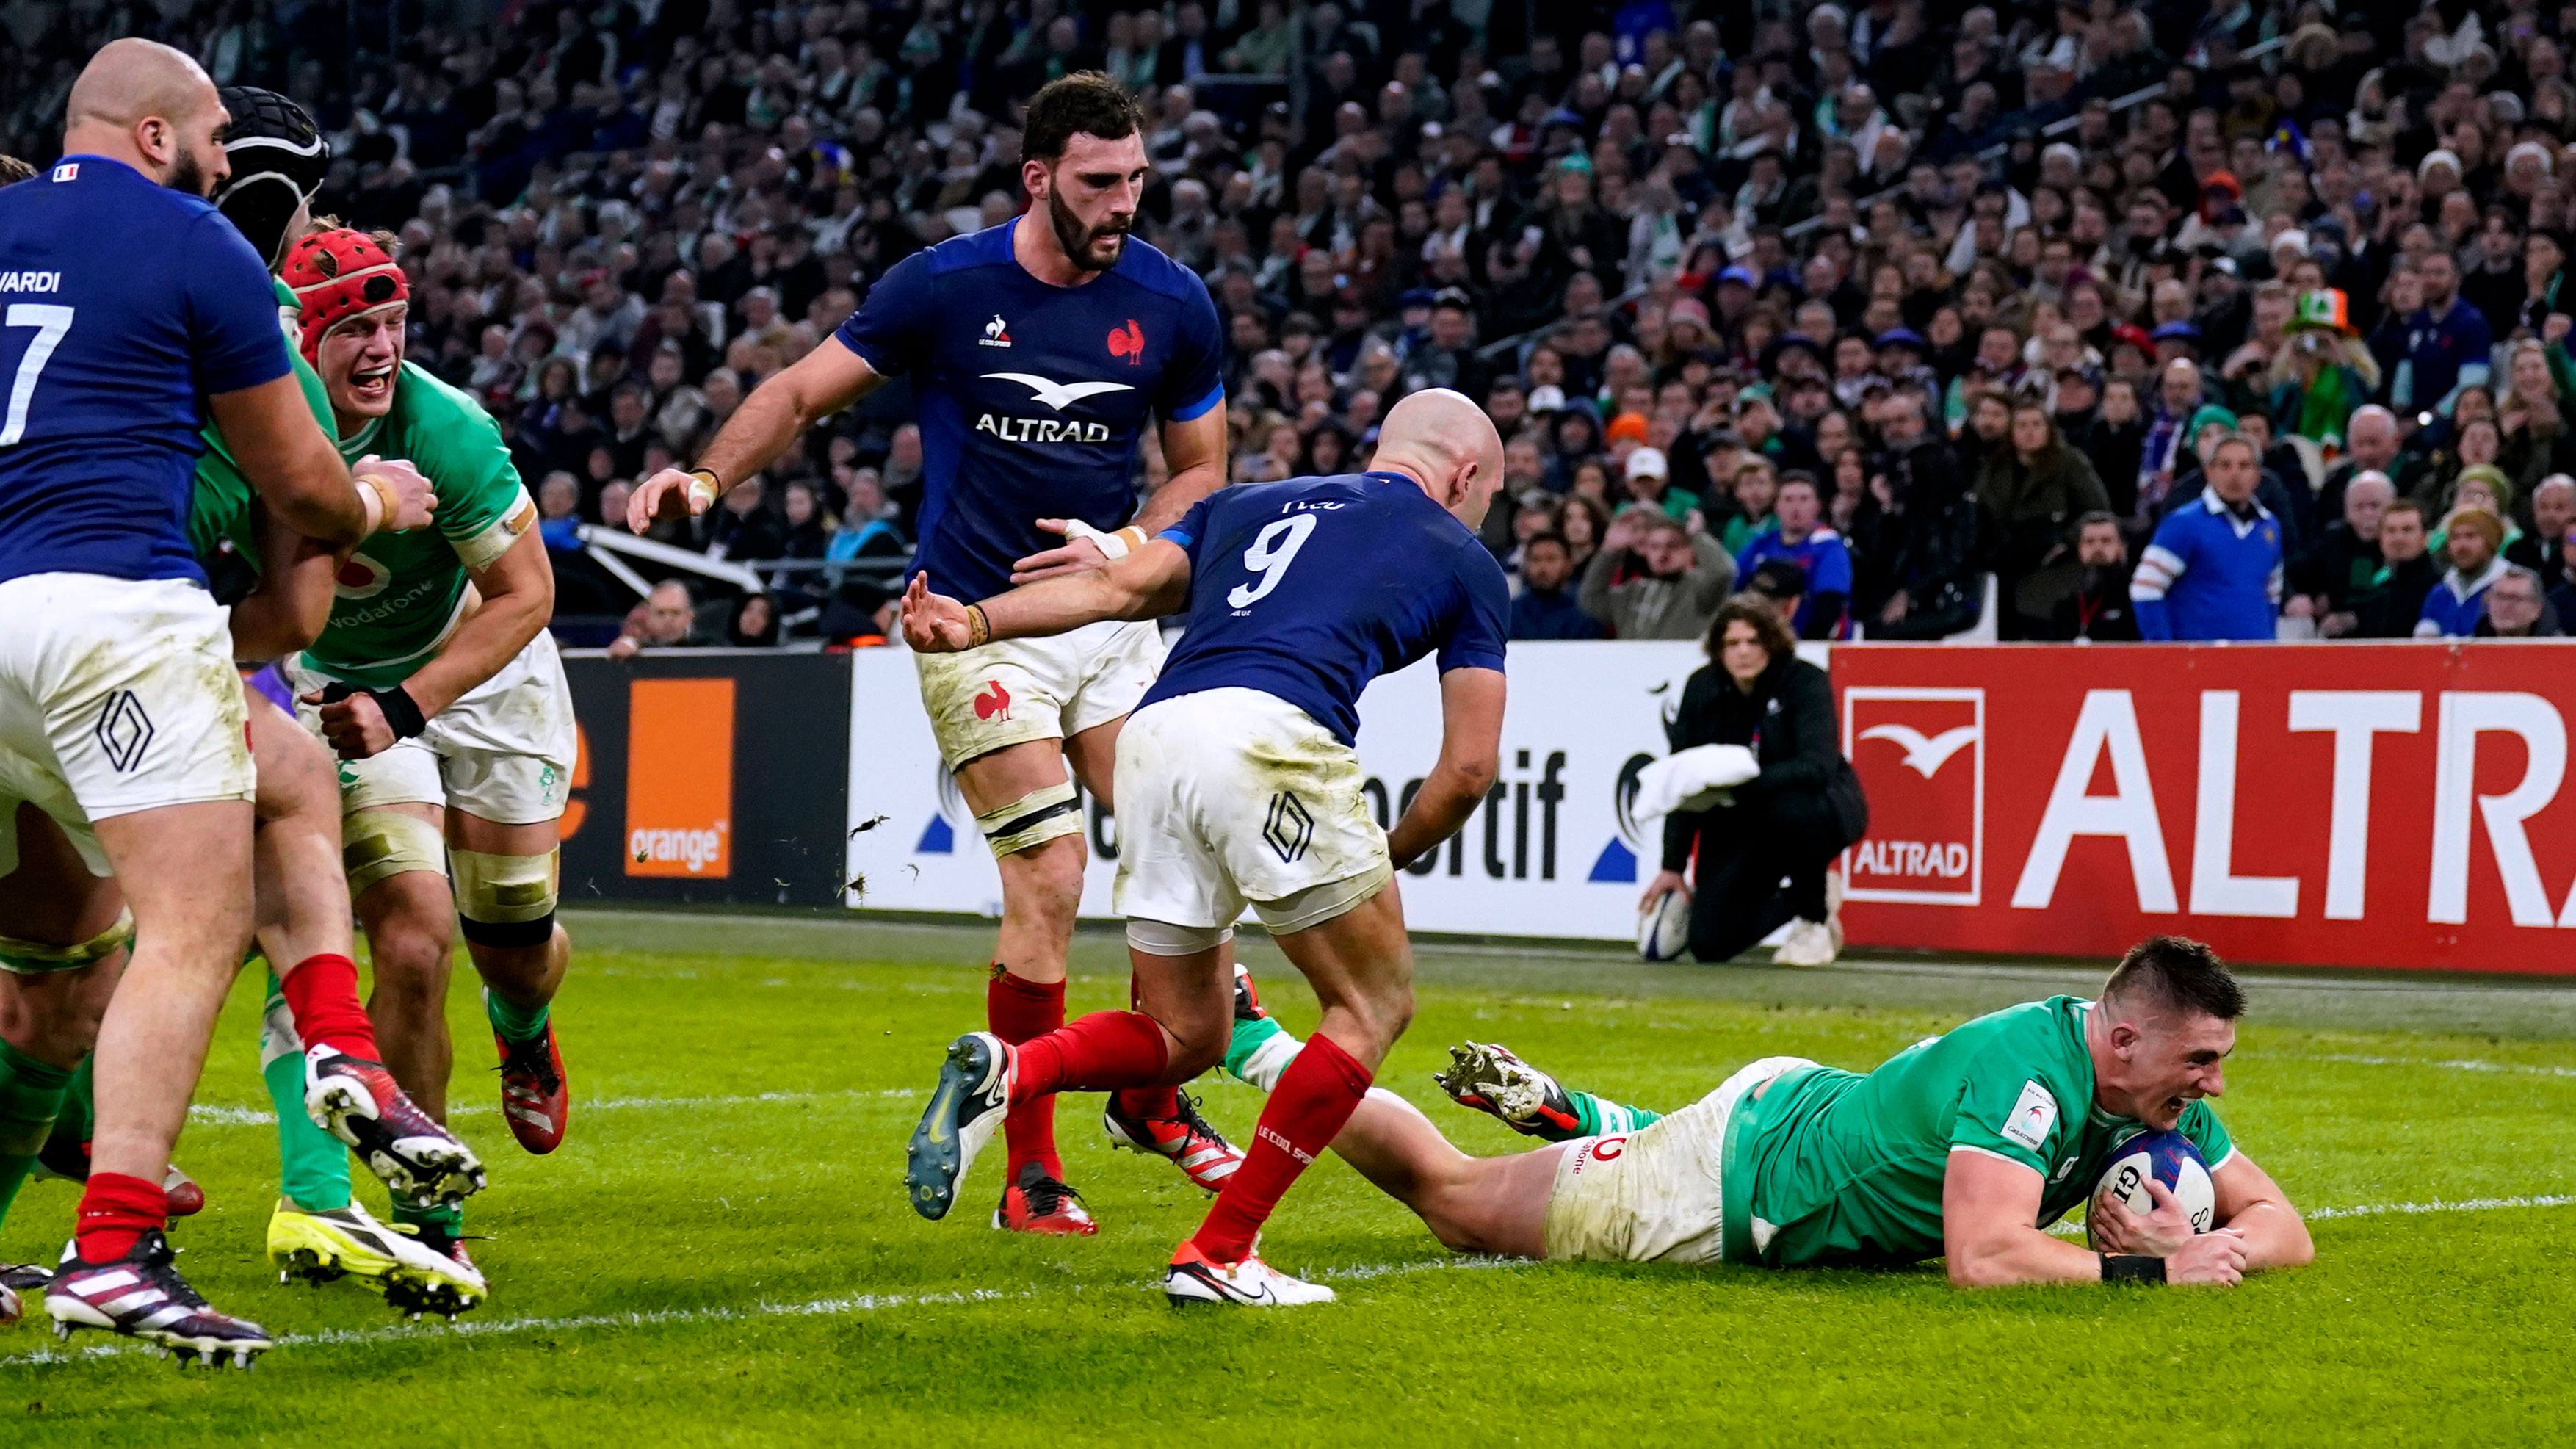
0, 305, 74, 447
1227, 513, 1317, 610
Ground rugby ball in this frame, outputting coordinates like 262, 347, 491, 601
2088, 1130, 2215, 1248
1637, 889, 1693, 961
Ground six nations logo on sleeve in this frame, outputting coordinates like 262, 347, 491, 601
2002, 1080, 2058, 1150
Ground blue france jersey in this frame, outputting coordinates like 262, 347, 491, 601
1145, 473, 1510, 746
835, 218, 1224, 601
0, 156, 290, 587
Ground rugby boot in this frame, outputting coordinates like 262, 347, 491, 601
0, 1281, 17, 1329
1104, 1088, 1242, 1191
905, 1032, 1013, 1221
267, 1199, 487, 1319
46, 1229, 272, 1367
1435, 1042, 1586, 1140
495, 1022, 569, 1155
307, 1044, 487, 1206
1164, 1241, 1334, 1307
993, 1161, 1097, 1235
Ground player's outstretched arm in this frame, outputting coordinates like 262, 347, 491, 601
2208, 1151, 2313, 1271
1385, 667, 1503, 870
1010, 405, 1232, 582
1944, 1148, 2248, 1287
631, 335, 885, 532
210, 375, 435, 545
904, 541, 1193, 652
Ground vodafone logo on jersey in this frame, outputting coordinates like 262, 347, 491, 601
1842, 687, 1984, 906
335, 552, 391, 599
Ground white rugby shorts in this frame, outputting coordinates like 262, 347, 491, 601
286, 629, 576, 827
1112, 687, 1394, 934
0, 573, 254, 853
911, 617, 1165, 769
1541, 1055, 1818, 1265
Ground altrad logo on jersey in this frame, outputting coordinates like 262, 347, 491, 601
976, 372, 1135, 445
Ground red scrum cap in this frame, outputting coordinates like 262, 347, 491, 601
283, 228, 409, 365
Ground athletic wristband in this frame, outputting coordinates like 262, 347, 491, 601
319, 682, 429, 740
965, 604, 992, 649
2099, 1253, 2167, 1284
354, 471, 397, 532
684, 468, 724, 510
1060, 519, 1146, 560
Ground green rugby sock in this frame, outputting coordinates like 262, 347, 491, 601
263, 969, 352, 1213
1568, 1091, 1660, 1137
39, 1054, 93, 1174
1224, 1014, 1300, 1091
392, 1199, 463, 1241
483, 988, 551, 1044
0, 1038, 70, 1226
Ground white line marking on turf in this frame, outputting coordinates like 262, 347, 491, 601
2303, 1194, 2576, 1221
2253, 1052, 2576, 1080
182, 1087, 922, 1128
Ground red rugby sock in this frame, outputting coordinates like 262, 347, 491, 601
1115, 975, 1181, 1121
1013, 1011, 1171, 1100
75, 1170, 166, 1262
279, 953, 380, 1060
1189, 1034, 1372, 1264
987, 969, 1065, 1181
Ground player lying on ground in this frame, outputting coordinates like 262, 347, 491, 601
1224, 935, 2313, 1286
0, 44, 436, 1361
280, 215, 574, 1273
628, 72, 1240, 1233
902, 387, 1509, 1306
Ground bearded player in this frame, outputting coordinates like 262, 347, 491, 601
626, 73, 1237, 1233
277, 222, 569, 1275
902, 389, 1509, 1305
0, 43, 435, 1361
1226, 936, 2312, 1287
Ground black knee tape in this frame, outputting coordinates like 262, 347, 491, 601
460, 909, 557, 950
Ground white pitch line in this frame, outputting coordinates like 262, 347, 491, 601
10, 1196, 2575, 1369
2253, 1052, 2576, 1080
183, 1087, 924, 1128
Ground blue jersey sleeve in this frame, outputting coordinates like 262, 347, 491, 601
183, 212, 293, 395
1813, 536, 1854, 595
833, 250, 936, 376
1437, 542, 1510, 674
1156, 273, 1226, 423
1157, 490, 1221, 562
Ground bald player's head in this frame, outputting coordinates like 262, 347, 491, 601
62, 39, 228, 198
1371, 388, 1507, 527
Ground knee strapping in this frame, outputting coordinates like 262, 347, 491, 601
343, 809, 447, 896
975, 781, 1083, 859
452, 848, 560, 949
0, 905, 135, 975
1126, 918, 1234, 955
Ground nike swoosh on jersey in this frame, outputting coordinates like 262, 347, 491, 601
981, 373, 1137, 411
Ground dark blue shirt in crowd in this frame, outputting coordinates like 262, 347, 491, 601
1510, 585, 1607, 639
2403, 295, 2494, 410
0, 156, 289, 587
835, 217, 1224, 602
1148, 471, 1510, 745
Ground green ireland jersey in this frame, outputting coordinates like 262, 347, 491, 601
189, 278, 338, 590
301, 359, 537, 690
1718, 997, 2233, 1268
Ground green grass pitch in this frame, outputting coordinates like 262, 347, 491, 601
7, 910, 2576, 1445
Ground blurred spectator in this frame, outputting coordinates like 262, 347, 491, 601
1978, 400, 2110, 635
2418, 506, 2513, 637
727, 593, 783, 647
2475, 565, 2563, 637
2288, 472, 2395, 640
1508, 533, 1605, 640
607, 580, 712, 658
1733, 472, 1852, 639
1580, 508, 1736, 640
2131, 433, 2282, 642
2356, 500, 2442, 640
2045, 513, 2141, 643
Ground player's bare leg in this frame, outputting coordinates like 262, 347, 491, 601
451, 809, 571, 1158
1325, 1089, 1558, 1258
954, 737, 1093, 1232
0, 805, 129, 1274
353, 815, 458, 1121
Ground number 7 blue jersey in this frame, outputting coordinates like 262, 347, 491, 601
0, 156, 290, 587
1145, 472, 1510, 746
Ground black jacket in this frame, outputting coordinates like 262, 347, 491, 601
1660, 654, 1869, 870
2355, 554, 2440, 638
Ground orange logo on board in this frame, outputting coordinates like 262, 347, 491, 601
558, 720, 590, 840
625, 678, 734, 877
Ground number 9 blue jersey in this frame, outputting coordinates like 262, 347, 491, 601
0, 156, 290, 587
1144, 471, 1510, 745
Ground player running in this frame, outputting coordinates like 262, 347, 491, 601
1231, 936, 2313, 1286
902, 388, 1509, 1305
278, 220, 571, 1274
0, 41, 431, 1364
626, 73, 1237, 1233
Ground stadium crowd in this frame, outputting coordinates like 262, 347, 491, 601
12, 0, 2576, 646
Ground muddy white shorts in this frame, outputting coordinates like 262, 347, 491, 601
1112, 687, 1393, 934
1541, 1055, 1818, 1264
285, 630, 576, 826
911, 617, 1165, 769
0, 574, 253, 851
